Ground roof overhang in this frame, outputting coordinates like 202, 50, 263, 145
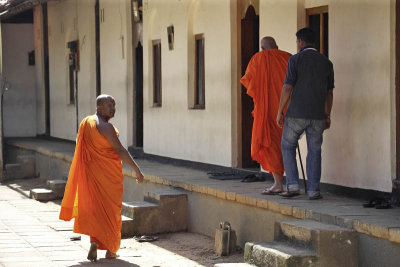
0, 0, 52, 20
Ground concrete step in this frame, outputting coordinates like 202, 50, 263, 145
46, 179, 67, 197
16, 155, 36, 177
121, 215, 135, 238
4, 155, 36, 180
244, 241, 318, 267
30, 188, 59, 201
275, 220, 358, 267
144, 188, 188, 233
144, 188, 187, 205
214, 263, 256, 267
121, 201, 160, 236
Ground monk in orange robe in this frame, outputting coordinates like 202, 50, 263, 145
240, 37, 291, 194
59, 94, 144, 262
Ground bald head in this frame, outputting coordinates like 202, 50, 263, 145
96, 94, 115, 106
261, 37, 278, 50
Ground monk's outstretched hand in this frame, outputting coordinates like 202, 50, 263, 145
276, 112, 284, 128
135, 171, 144, 184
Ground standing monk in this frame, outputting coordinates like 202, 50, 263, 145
59, 94, 144, 261
241, 37, 291, 194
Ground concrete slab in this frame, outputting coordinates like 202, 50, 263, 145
244, 241, 318, 267
30, 188, 58, 201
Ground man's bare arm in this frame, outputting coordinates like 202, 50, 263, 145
324, 89, 333, 129
276, 83, 293, 128
98, 123, 144, 183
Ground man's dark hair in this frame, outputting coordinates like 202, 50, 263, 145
296, 28, 315, 44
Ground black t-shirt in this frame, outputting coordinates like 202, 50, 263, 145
284, 46, 334, 120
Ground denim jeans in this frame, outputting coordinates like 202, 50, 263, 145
281, 118, 325, 197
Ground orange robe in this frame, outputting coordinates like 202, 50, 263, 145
240, 49, 290, 176
59, 115, 123, 253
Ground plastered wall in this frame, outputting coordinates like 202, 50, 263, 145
2, 23, 37, 137
143, 0, 233, 166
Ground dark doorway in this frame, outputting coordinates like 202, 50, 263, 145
306, 6, 329, 57
135, 42, 143, 147
396, 0, 400, 181
241, 5, 259, 168
43, 3, 50, 135
95, 0, 101, 96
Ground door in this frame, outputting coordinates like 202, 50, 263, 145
396, 0, 400, 181
241, 5, 259, 168
43, 3, 50, 135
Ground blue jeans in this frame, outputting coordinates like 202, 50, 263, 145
281, 118, 325, 197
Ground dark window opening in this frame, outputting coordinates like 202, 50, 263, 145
152, 40, 162, 107
307, 6, 329, 57
194, 34, 205, 109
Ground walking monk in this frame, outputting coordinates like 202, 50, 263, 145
59, 94, 144, 262
240, 37, 291, 194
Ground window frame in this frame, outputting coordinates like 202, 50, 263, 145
194, 34, 205, 109
306, 6, 329, 57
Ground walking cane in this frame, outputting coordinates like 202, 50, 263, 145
297, 144, 307, 193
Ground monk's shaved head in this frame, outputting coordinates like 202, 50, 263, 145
96, 94, 115, 106
261, 37, 278, 50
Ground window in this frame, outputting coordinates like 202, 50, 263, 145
194, 34, 205, 109
306, 6, 329, 57
152, 40, 162, 106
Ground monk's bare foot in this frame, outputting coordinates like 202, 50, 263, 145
270, 173, 283, 192
87, 242, 97, 262
105, 250, 119, 259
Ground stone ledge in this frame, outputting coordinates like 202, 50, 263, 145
6, 138, 400, 245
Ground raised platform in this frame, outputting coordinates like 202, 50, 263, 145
4, 137, 400, 266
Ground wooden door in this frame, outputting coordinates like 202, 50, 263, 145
241, 5, 259, 168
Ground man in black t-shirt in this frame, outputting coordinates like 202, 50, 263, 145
276, 28, 334, 200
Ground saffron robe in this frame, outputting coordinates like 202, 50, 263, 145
240, 49, 290, 176
59, 115, 123, 253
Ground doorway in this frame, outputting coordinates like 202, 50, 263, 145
131, 0, 143, 147
396, 0, 400, 180
241, 5, 259, 168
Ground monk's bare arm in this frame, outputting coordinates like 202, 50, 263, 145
98, 123, 144, 183
276, 83, 293, 128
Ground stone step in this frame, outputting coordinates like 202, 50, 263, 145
244, 241, 318, 267
275, 220, 358, 267
121, 215, 135, 238
46, 179, 67, 197
16, 155, 36, 177
144, 188, 188, 205
214, 263, 256, 267
144, 188, 188, 233
30, 188, 59, 201
4, 155, 36, 180
121, 201, 160, 236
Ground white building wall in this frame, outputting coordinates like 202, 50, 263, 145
99, 0, 133, 147
2, 23, 37, 137
259, 0, 393, 192
143, 0, 233, 166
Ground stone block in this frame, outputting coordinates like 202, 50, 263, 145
46, 180, 67, 197
16, 155, 36, 177
214, 264, 255, 267
244, 241, 318, 267
30, 188, 58, 201
121, 201, 160, 236
5, 163, 22, 180
121, 215, 135, 238
214, 228, 237, 256
276, 220, 358, 267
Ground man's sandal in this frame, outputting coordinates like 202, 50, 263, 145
279, 191, 300, 198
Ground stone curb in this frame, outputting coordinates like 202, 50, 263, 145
6, 140, 400, 245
